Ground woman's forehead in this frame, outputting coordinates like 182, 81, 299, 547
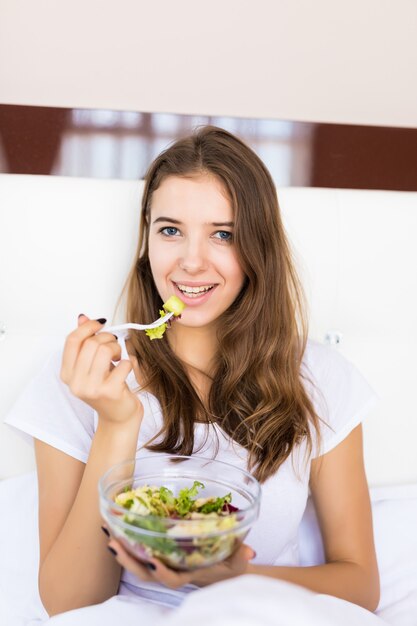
150, 174, 233, 220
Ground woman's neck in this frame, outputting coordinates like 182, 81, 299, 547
168, 323, 218, 379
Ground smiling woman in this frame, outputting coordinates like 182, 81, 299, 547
4, 126, 384, 623
124, 126, 323, 479
148, 175, 245, 329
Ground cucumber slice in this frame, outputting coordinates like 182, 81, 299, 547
163, 296, 186, 317
145, 297, 185, 340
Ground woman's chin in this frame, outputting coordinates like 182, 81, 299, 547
170, 315, 218, 332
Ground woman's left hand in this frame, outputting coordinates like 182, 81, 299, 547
107, 537, 255, 589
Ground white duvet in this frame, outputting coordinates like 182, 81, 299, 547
1, 472, 416, 626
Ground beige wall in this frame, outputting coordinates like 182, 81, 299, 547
0, 0, 416, 128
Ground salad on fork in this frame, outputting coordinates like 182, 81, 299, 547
102, 295, 185, 340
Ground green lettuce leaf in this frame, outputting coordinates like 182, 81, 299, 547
176, 481, 205, 516
198, 493, 232, 514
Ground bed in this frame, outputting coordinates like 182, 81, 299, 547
1, 174, 416, 625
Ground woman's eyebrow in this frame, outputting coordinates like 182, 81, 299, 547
152, 216, 234, 227
152, 217, 181, 225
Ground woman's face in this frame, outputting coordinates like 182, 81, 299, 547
148, 174, 246, 331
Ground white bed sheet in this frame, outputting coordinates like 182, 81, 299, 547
1, 472, 416, 626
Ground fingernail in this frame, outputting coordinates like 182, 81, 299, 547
96, 318, 107, 324
250, 550, 257, 559
113, 334, 118, 341
107, 546, 118, 556
78, 313, 85, 319
101, 526, 110, 537
146, 562, 156, 571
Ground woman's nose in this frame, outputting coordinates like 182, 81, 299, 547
179, 238, 208, 273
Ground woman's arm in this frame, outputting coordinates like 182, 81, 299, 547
108, 425, 380, 612
290, 425, 380, 610
37, 419, 141, 616
247, 424, 380, 611
37, 316, 144, 617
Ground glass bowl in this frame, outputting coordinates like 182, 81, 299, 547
99, 454, 261, 571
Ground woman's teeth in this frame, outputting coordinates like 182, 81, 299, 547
176, 284, 214, 297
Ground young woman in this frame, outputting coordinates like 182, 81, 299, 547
5, 126, 382, 624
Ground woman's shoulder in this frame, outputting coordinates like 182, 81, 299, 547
301, 339, 370, 394
302, 338, 376, 404
301, 339, 378, 456
4, 347, 96, 463
302, 338, 348, 374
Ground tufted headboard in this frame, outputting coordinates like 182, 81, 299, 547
1, 173, 416, 485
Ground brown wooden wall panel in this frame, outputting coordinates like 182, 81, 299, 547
1, 104, 416, 191
311, 124, 417, 191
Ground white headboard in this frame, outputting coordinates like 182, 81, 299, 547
1, 173, 416, 485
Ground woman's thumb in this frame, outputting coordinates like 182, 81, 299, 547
77, 313, 89, 327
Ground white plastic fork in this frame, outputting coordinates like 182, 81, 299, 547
99, 311, 175, 335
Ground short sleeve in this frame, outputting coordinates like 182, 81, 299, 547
3, 349, 95, 463
302, 341, 378, 458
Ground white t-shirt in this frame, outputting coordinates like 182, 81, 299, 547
3, 339, 377, 608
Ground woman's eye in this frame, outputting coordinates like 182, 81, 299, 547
214, 230, 233, 242
160, 227, 179, 237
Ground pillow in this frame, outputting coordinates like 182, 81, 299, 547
298, 484, 417, 623
0, 471, 47, 626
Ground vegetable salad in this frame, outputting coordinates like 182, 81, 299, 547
114, 481, 240, 570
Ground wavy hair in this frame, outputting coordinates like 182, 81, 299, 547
120, 126, 321, 483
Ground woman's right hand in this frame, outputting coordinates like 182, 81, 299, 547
60, 314, 144, 427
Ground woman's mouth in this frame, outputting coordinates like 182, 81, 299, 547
172, 282, 217, 305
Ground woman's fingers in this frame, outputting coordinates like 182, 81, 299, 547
107, 540, 158, 583
143, 556, 192, 589
84, 354, 132, 398
225, 543, 255, 570
106, 538, 255, 590
107, 539, 192, 589
187, 543, 255, 587
106, 358, 134, 387
79, 335, 121, 379
66, 335, 120, 397
61, 317, 107, 382
60, 316, 143, 424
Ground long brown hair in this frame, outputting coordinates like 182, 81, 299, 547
121, 126, 321, 483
